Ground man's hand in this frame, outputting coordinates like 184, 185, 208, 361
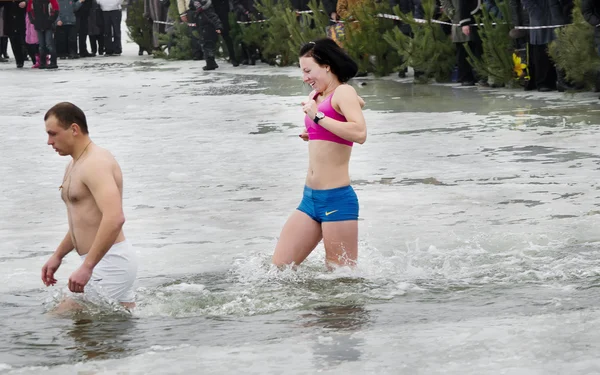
68, 264, 93, 293
180, 14, 188, 23
216, 29, 222, 34
41, 255, 62, 286
462, 25, 470, 36
57, 20, 63, 26
18, 1, 26, 8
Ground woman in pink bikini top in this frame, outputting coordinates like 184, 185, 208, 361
272, 38, 367, 270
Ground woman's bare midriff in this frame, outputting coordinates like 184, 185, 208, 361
305, 140, 352, 189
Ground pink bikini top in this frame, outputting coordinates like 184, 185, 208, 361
304, 90, 353, 147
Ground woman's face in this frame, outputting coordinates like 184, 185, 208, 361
300, 56, 329, 93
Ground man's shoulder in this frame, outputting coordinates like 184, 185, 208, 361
84, 147, 119, 171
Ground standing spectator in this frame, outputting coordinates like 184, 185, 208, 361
188, 0, 222, 70
25, 8, 40, 66
97, 0, 122, 56
519, 0, 564, 91
143, 0, 167, 52
1, 0, 28, 68
212, 0, 238, 66
75, 0, 92, 56
27, 0, 60, 68
55, 0, 82, 59
87, 0, 103, 55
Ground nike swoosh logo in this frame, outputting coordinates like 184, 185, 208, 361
325, 210, 338, 216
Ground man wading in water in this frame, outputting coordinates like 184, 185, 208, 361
41, 102, 138, 310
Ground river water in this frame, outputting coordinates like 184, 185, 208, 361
2, 33, 600, 375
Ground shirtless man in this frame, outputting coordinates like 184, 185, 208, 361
41, 102, 137, 309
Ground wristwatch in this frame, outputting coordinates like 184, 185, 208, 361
313, 111, 325, 124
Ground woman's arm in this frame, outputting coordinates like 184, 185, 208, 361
306, 85, 367, 144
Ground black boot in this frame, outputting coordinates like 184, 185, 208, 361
203, 57, 218, 71
138, 46, 143, 56
47, 54, 58, 69
39, 53, 47, 69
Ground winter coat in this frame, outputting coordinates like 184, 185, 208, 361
56, 0, 81, 25
458, 0, 481, 26
441, 0, 476, 42
231, 0, 257, 21
188, 0, 222, 29
581, 0, 600, 47
520, 0, 564, 44
0, 0, 27, 37
25, 10, 38, 42
87, 0, 102, 34
27, 0, 60, 31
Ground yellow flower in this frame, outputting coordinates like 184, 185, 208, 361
513, 53, 527, 78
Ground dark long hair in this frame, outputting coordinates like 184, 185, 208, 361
299, 38, 358, 83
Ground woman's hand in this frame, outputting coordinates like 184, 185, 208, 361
299, 130, 309, 141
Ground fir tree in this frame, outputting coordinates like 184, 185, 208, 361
252, 0, 297, 66
284, 0, 329, 60
342, 2, 401, 76
548, 0, 600, 88
383, 0, 455, 82
155, 1, 194, 60
463, 1, 516, 87
125, 0, 154, 53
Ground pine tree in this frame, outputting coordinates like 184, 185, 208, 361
341, 2, 401, 76
284, 0, 329, 60
463, 1, 516, 87
383, 0, 455, 82
250, 0, 298, 66
548, 0, 600, 88
125, 0, 154, 53
155, 2, 194, 60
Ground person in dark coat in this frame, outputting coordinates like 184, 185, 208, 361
212, 0, 238, 66
87, 0, 103, 55
55, 0, 82, 59
457, 0, 485, 85
75, 0, 92, 56
0, 0, 28, 68
189, 0, 222, 70
519, 0, 563, 91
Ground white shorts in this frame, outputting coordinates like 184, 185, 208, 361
80, 240, 138, 303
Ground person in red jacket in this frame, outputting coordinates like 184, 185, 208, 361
27, 0, 59, 68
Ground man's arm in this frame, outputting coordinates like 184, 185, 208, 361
54, 231, 75, 259
81, 161, 125, 271
41, 231, 74, 286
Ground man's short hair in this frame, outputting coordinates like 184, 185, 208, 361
45, 102, 89, 135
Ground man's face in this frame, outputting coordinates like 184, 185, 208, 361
45, 115, 74, 156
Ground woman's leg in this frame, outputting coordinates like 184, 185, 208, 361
322, 220, 358, 268
272, 210, 322, 267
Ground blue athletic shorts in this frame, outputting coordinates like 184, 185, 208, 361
297, 185, 359, 223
